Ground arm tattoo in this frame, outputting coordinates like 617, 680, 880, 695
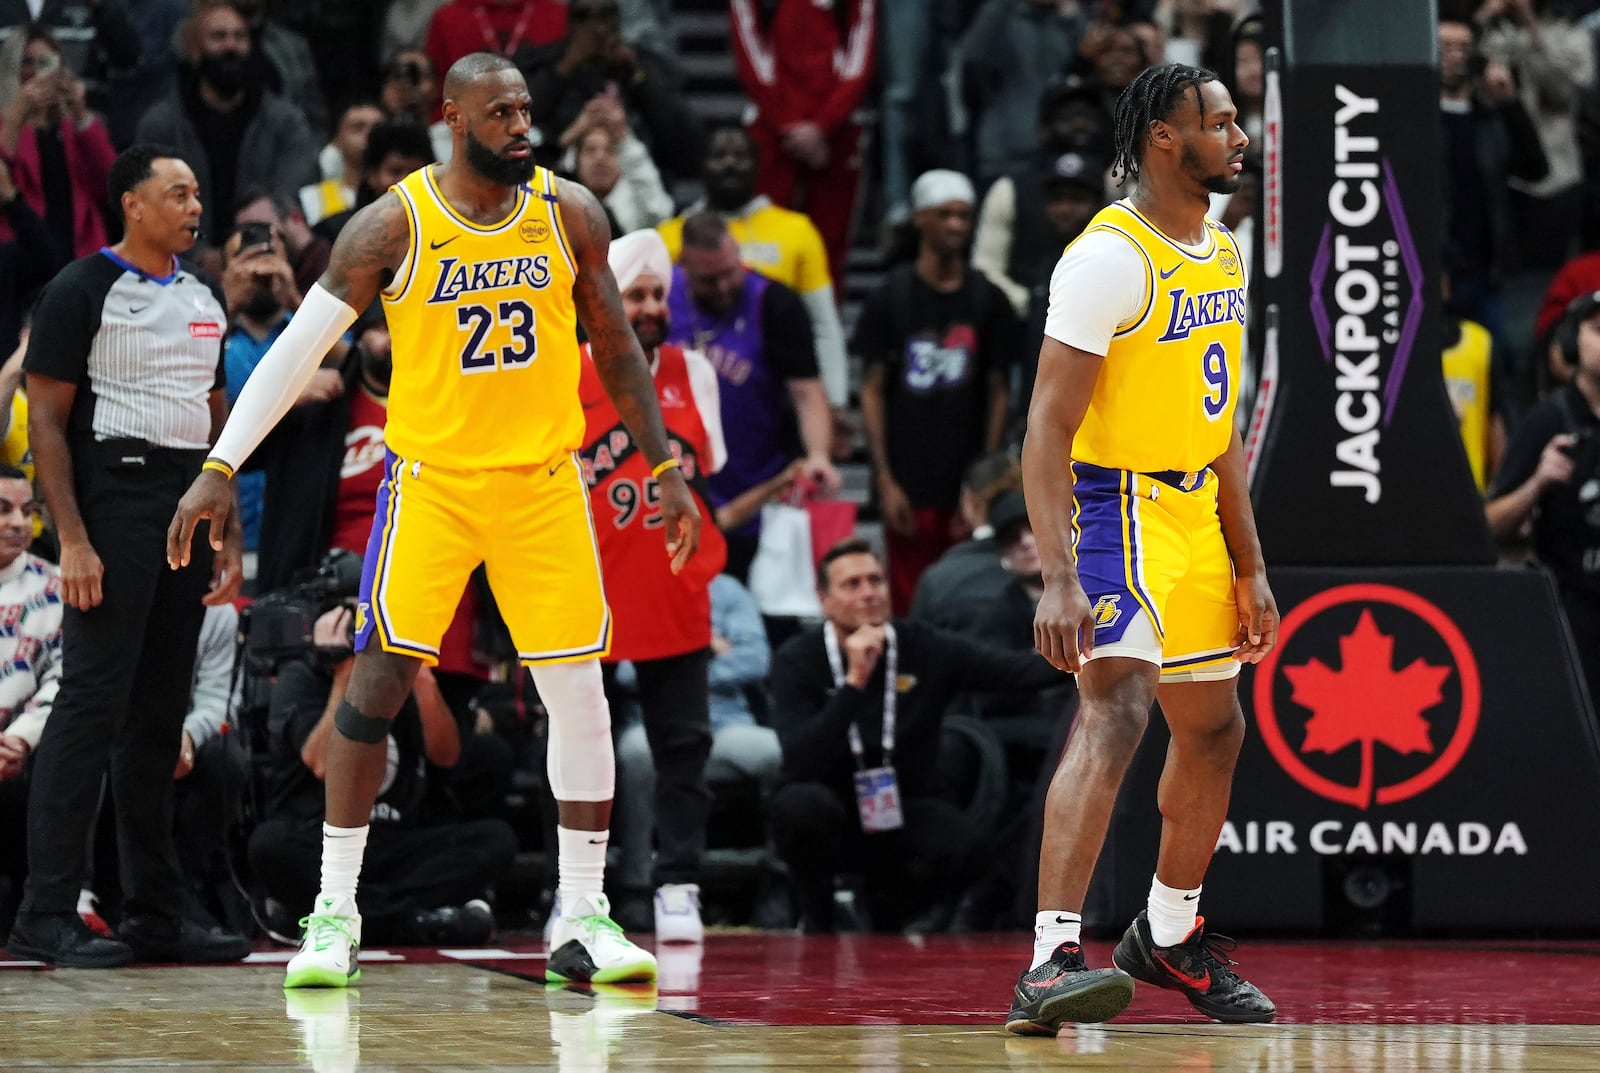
319, 192, 410, 312
557, 177, 675, 466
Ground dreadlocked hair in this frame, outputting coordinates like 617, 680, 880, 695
1111, 62, 1220, 187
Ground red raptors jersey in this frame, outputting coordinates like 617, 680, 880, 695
330, 386, 389, 555
579, 344, 729, 662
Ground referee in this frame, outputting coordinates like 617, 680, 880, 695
4, 146, 249, 967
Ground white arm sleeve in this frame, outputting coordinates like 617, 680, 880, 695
1042, 229, 1151, 357
800, 285, 849, 407
210, 283, 360, 470
682, 347, 727, 474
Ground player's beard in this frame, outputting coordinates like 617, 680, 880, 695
1183, 142, 1241, 196
631, 313, 668, 351
464, 128, 537, 187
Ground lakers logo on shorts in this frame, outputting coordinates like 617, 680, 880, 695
1092, 594, 1124, 630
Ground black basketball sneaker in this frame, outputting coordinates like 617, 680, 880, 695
1111, 911, 1276, 1023
1004, 942, 1136, 1035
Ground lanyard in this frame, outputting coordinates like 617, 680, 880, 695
473, 2, 537, 58
823, 622, 897, 770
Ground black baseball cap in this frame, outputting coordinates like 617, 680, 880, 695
1042, 151, 1108, 197
1038, 74, 1106, 125
988, 490, 1030, 540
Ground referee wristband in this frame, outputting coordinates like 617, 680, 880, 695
202, 458, 235, 480
651, 457, 681, 480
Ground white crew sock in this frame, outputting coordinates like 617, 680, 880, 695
1147, 877, 1202, 947
557, 825, 608, 909
1031, 910, 1082, 969
317, 823, 369, 911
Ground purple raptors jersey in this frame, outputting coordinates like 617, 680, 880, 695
667, 267, 793, 536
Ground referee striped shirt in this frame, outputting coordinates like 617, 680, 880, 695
23, 248, 227, 449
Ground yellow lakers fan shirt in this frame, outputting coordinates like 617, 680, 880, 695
382, 164, 585, 470
1043, 200, 1248, 474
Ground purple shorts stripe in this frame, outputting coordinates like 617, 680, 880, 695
354, 451, 439, 659
1072, 462, 1138, 646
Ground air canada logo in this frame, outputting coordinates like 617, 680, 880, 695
1253, 584, 1480, 809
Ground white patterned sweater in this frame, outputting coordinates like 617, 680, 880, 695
0, 553, 62, 748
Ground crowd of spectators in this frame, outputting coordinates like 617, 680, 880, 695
5, 0, 1600, 955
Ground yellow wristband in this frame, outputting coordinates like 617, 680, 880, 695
202, 458, 235, 480
651, 457, 681, 480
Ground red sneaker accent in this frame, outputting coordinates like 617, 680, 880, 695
1153, 950, 1210, 991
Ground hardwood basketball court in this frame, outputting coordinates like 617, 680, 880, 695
5, 932, 1597, 1071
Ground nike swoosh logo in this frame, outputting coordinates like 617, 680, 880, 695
1054, 915, 1076, 923
1025, 972, 1070, 989
549, 459, 567, 477
130, 304, 149, 314
587, 837, 607, 845
1154, 951, 1209, 991
430, 236, 460, 250
1182, 894, 1200, 901
1159, 264, 1182, 279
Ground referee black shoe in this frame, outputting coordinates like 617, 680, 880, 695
1004, 942, 1135, 1035
7, 911, 133, 968
1111, 911, 1276, 1023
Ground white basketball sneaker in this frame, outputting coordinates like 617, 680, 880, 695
653, 884, 704, 944
547, 893, 657, 984
284, 894, 362, 989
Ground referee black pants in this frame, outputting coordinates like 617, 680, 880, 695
21, 444, 213, 918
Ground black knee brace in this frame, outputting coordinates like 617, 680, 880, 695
334, 699, 391, 744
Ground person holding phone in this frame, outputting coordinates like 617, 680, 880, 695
0, 25, 117, 259
1438, 12, 1548, 351
218, 219, 342, 558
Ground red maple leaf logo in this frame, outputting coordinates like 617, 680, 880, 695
1281, 610, 1451, 808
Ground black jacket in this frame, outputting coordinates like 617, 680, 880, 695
523, 45, 701, 179
908, 536, 1009, 638
248, 353, 362, 594
769, 617, 1066, 802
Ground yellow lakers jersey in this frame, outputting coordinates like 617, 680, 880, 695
382, 164, 584, 470
1442, 316, 1492, 492
1070, 201, 1247, 474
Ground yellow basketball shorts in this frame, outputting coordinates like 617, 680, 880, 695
1070, 461, 1240, 683
355, 450, 610, 665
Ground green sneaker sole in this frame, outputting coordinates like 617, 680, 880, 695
545, 959, 656, 984
284, 964, 361, 989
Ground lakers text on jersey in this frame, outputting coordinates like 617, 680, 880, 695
382, 164, 585, 471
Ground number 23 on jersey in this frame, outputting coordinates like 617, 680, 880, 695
457, 299, 538, 373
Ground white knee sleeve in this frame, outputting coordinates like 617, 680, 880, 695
534, 660, 614, 802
